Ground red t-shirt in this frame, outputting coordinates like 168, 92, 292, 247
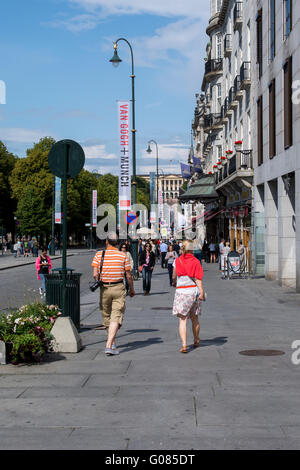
175, 253, 203, 280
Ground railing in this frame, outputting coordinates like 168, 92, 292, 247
234, 2, 243, 24
224, 34, 232, 54
205, 59, 223, 75
223, 164, 228, 179
238, 150, 253, 169
240, 61, 251, 84
228, 154, 237, 175
215, 150, 253, 185
228, 86, 236, 105
234, 75, 241, 94
203, 113, 222, 129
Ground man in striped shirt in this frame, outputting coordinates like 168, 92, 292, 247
91, 232, 135, 356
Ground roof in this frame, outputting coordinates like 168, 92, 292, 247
179, 174, 219, 202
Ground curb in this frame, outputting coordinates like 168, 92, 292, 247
0, 254, 75, 271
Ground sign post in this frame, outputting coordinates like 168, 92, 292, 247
48, 139, 85, 317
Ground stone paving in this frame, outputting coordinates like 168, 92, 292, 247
0, 261, 300, 450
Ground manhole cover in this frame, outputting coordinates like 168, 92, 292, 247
151, 307, 172, 311
239, 350, 285, 357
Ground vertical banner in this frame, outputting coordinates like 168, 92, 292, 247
55, 177, 61, 224
149, 172, 156, 204
92, 190, 97, 227
158, 190, 163, 221
118, 100, 131, 211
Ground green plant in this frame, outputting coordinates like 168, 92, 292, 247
0, 302, 62, 364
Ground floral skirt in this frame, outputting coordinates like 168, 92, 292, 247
172, 290, 202, 318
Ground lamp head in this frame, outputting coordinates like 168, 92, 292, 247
110, 43, 122, 68
146, 143, 152, 154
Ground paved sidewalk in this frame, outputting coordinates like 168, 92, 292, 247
0, 248, 96, 270
0, 262, 300, 450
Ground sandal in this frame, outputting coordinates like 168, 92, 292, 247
180, 346, 188, 353
193, 338, 201, 348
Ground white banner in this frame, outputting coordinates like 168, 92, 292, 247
118, 100, 131, 211
55, 177, 61, 224
92, 190, 97, 227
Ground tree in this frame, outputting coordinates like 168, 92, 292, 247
0, 141, 17, 233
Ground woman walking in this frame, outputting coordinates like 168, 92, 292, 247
172, 240, 205, 353
139, 242, 155, 295
120, 242, 134, 295
165, 244, 178, 286
35, 247, 52, 297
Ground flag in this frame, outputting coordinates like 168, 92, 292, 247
180, 163, 191, 179
192, 156, 203, 174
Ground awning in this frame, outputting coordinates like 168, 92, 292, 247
179, 175, 219, 203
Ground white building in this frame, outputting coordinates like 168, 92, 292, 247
194, 0, 299, 291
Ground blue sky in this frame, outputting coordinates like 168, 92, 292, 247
0, 0, 209, 175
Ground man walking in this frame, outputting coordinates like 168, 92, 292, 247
91, 232, 135, 356
160, 239, 168, 268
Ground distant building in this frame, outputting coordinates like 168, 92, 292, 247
139, 174, 184, 203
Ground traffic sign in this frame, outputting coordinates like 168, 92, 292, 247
125, 211, 137, 225
48, 139, 85, 179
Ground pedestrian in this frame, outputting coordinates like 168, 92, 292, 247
165, 244, 178, 286
120, 242, 134, 295
218, 238, 225, 269
209, 240, 216, 263
13, 241, 18, 258
24, 239, 29, 257
160, 239, 168, 268
139, 241, 156, 295
172, 240, 205, 353
35, 247, 52, 297
17, 239, 22, 257
91, 232, 135, 356
138, 238, 143, 256
238, 240, 246, 266
173, 240, 180, 255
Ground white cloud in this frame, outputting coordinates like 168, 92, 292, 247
83, 143, 117, 160
68, 0, 208, 19
0, 128, 50, 143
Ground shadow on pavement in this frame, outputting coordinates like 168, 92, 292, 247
198, 336, 228, 347
134, 292, 169, 296
118, 337, 163, 353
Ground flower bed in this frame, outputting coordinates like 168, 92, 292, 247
0, 303, 62, 364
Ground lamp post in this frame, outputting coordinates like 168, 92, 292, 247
146, 140, 159, 205
110, 38, 138, 278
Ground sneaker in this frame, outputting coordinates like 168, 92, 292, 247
39, 288, 43, 295
105, 347, 119, 356
111, 343, 116, 350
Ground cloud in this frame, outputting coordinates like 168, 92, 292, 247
0, 127, 51, 143
47, 14, 101, 32
68, 0, 208, 19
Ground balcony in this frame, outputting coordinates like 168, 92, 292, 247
240, 62, 251, 89
228, 86, 238, 109
234, 75, 243, 99
233, 2, 243, 30
204, 58, 223, 77
215, 150, 253, 188
203, 113, 223, 133
224, 34, 232, 57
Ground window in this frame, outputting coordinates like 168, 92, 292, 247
256, 9, 263, 79
216, 34, 222, 59
270, 0, 276, 60
269, 79, 276, 158
283, 56, 293, 149
283, 0, 292, 38
257, 96, 263, 165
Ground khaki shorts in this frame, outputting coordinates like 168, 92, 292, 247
100, 282, 126, 328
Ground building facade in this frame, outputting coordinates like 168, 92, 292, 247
195, 0, 299, 290
139, 174, 184, 202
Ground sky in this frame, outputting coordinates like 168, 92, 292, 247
0, 0, 209, 175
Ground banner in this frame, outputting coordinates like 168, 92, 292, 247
180, 163, 191, 179
118, 100, 131, 211
192, 156, 203, 173
55, 177, 61, 224
92, 190, 97, 227
158, 190, 163, 220
149, 172, 156, 204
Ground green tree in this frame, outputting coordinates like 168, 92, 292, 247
0, 141, 18, 232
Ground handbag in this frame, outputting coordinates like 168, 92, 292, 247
138, 265, 143, 273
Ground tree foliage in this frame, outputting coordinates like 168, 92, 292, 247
0, 141, 18, 231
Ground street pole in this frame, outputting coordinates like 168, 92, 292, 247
90, 188, 93, 249
110, 38, 138, 278
61, 143, 69, 317
50, 175, 55, 255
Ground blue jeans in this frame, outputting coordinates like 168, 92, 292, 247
167, 264, 173, 285
39, 274, 46, 293
142, 267, 152, 292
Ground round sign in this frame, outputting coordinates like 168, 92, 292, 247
125, 211, 137, 225
48, 139, 85, 179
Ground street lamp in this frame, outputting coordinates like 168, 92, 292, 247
110, 38, 138, 278
146, 140, 159, 205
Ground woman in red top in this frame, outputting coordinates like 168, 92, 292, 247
172, 240, 205, 353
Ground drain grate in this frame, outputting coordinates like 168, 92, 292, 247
239, 349, 285, 357
151, 307, 172, 311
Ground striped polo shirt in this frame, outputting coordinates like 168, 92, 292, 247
91, 247, 131, 283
